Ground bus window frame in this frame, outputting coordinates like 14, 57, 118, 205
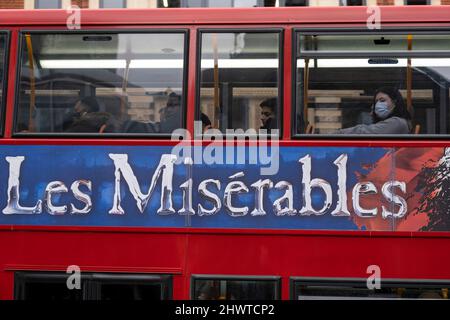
89, 273, 173, 300
196, 28, 284, 139
190, 274, 282, 300
14, 271, 173, 300
289, 276, 450, 300
291, 27, 450, 140
12, 28, 190, 139
0, 30, 10, 138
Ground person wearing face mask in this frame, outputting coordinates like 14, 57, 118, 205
335, 87, 412, 134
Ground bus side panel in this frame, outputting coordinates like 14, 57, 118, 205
0, 229, 186, 300
187, 233, 450, 299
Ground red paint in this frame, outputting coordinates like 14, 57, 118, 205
3, 28, 18, 139
0, 7, 450, 301
0, 7, 449, 26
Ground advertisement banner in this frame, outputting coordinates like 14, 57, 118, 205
0, 145, 448, 232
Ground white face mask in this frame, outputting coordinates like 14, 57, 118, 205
374, 101, 392, 119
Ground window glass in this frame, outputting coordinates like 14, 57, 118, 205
21, 281, 83, 300
193, 278, 279, 300
15, 272, 171, 300
340, 0, 364, 5
100, 0, 126, 8
293, 279, 450, 300
99, 282, 165, 300
35, 0, 61, 9
158, 0, 260, 7
299, 34, 450, 53
406, 0, 428, 5
15, 273, 84, 300
295, 33, 450, 135
199, 32, 280, 135
16, 32, 186, 135
280, 0, 308, 6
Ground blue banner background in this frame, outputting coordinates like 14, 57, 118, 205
0, 145, 390, 230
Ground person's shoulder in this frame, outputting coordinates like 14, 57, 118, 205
386, 116, 411, 133
388, 116, 410, 126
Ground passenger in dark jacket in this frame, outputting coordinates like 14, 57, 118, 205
159, 92, 182, 133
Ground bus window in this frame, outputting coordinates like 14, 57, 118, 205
15, 32, 187, 136
198, 31, 281, 136
15, 272, 172, 300
15, 272, 84, 300
291, 278, 450, 300
0, 33, 7, 136
295, 33, 450, 136
92, 274, 172, 300
192, 276, 280, 300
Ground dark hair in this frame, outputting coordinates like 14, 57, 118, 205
372, 86, 411, 123
259, 97, 277, 113
79, 96, 100, 113
200, 113, 211, 127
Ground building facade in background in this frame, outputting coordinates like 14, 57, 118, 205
0, 0, 446, 10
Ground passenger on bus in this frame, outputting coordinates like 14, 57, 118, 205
335, 87, 412, 134
159, 92, 182, 133
260, 97, 278, 131
65, 112, 117, 133
201, 112, 212, 133
197, 284, 219, 300
63, 96, 101, 131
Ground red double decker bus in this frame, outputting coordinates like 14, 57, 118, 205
0, 6, 450, 300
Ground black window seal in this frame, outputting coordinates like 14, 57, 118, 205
291, 27, 450, 140
289, 276, 450, 300
195, 28, 284, 140
0, 30, 10, 138
13, 29, 189, 139
191, 274, 282, 300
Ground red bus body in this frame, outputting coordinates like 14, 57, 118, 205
0, 6, 450, 300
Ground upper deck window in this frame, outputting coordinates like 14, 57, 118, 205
99, 0, 126, 8
340, 0, 365, 5
35, 0, 61, 9
299, 34, 450, 54
406, 0, 429, 5
0, 33, 7, 137
198, 30, 281, 136
158, 0, 263, 7
15, 31, 187, 136
295, 32, 450, 136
